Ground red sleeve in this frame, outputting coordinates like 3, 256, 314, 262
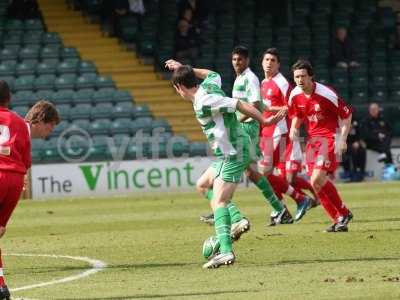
338, 98, 352, 119
290, 96, 304, 119
20, 122, 31, 170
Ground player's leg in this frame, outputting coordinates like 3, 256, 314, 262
203, 177, 237, 269
0, 172, 24, 300
197, 165, 246, 228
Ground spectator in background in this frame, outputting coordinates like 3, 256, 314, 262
100, 0, 129, 37
7, 0, 40, 19
342, 119, 366, 182
331, 27, 360, 69
174, 18, 199, 64
178, 0, 210, 31
362, 102, 393, 165
389, 23, 400, 50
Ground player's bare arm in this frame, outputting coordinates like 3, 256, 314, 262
165, 59, 211, 79
239, 102, 260, 122
336, 114, 352, 155
237, 101, 286, 126
289, 116, 302, 141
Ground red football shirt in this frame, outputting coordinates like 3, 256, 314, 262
260, 72, 291, 137
288, 82, 352, 138
0, 107, 31, 174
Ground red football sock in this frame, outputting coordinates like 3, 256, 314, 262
293, 176, 317, 198
322, 180, 349, 217
317, 189, 339, 222
0, 249, 5, 286
285, 185, 306, 204
266, 174, 286, 200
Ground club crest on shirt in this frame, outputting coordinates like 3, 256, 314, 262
314, 103, 321, 112
267, 88, 273, 96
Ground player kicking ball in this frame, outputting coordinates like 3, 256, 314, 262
165, 60, 286, 268
289, 60, 353, 232
0, 81, 60, 300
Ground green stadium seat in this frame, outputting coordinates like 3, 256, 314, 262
132, 117, 152, 135
53, 89, 75, 105
23, 32, 43, 47
351, 90, 368, 104
112, 101, 134, 119
369, 89, 387, 102
79, 60, 97, 74
40, 45, 61, 59
91, 103, 114, 119
14, 75, 35, 91
88, 135, 111, 161
3, 32, 22, 46
56, 104, 71, 120
109, 116, 134, 135
72, 119, 91, 132
89, 118, 111, 135
24, 19, 44, 31
34, 74, 56, 90
92, 88, 114, 103
16, 60, 37, 76
0, 62, 15, 76
19, 46, 40, 60
0, 47, 19, 60
69, 104, 92, 120
12, 105, 29, 117
36, 59, 59, 75
13, 90, 35, 106
42, 138, 63, 162
42, 32, 62, 46
152, 118, 171, 133
112, 133, 131, 147
113, 90, 132, 103
134, 104, 152, 118
73, 88, 94, 105
76, 73, 97, 89
55, 74, 77, 90
5, 19, 24, 31
61, 47, 80, 59
95, 75, 115, 89
35, 89, 54, 101
57, 59, 79, 74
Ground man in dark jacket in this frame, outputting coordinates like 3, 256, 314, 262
362, 103, 393, 164
331, 27, 360, 69
342, 119, 366, 181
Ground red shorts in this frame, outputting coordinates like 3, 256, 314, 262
259, 134, 302, 174
0, 171, 24, 227
305, 137, 337, 176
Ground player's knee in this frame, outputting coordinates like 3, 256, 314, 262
0, 226, 6, 238
310, 178, 322, 192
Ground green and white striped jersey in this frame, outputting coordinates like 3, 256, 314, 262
193, 72, 247, 158
232, 67, 261, 122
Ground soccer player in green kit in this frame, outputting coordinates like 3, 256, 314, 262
165, 59, 286, 268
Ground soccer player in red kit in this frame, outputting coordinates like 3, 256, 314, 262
289, 60, 353, 232
259, 48, 316, 223
0, 82, 60, 299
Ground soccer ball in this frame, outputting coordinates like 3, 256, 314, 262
202, 235, 220, 259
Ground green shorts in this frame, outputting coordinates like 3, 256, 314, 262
240, 120, 262, 161
211, 148, 252, 183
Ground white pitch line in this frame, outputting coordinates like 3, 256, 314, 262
4, 253, 107, 292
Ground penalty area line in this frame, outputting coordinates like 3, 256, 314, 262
4, 253, 107, 292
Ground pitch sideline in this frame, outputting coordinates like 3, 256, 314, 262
4, 253, 107, 294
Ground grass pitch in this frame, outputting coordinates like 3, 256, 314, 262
3, 181, 400, 299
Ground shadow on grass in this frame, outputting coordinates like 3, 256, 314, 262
58, 288, 261, 300
10, 262, 198, 276
269, 256, 400, 266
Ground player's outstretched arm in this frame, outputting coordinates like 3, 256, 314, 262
237, 101, 286, 126
165, 59, 212, 79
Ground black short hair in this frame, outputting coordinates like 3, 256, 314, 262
262, 48, 280, 63
0, 80, 10, 106
171, 65, 198, 89
232, 45, 249, 58
291, 59, 314, 76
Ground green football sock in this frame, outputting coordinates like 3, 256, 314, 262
256, 176, 284, 212
205, 189, 243, 223
227, 202, 243, 223
214, 206, 232, 253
